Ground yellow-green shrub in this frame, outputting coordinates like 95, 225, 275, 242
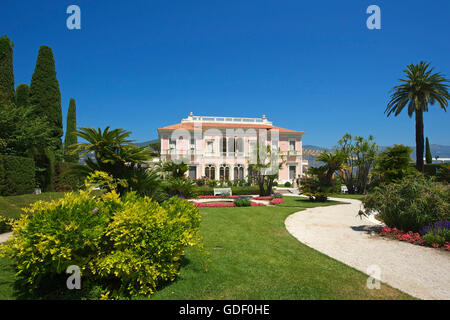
92, 195, 201, 297
0, 191, 202, 299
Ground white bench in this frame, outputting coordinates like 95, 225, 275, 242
341, 185, 348, 194
214, 188, 232, 196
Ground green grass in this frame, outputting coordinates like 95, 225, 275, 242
329, 193, 365, 200
0, 192, 65, 219
150, 201, 411, 300
276, 196, 344, 208
0, 196, 411, 300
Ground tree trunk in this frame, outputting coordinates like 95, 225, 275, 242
415, 110, 424, 172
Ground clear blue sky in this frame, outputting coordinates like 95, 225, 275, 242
2, 0, 449, 147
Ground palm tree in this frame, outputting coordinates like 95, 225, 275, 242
386, 62, 449, 172
316, 150, 348, 186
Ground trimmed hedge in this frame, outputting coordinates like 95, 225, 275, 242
193, 186, 260, 196
0, 155, 36, 196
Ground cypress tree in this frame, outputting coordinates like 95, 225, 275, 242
29, 46, 63, 151
64, 98, 78, 162
15, 83, 30, 107
0, 35, 15, 106
425, 137, 432, 164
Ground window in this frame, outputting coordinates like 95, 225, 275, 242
289, 165, 296, 179
234, 164, 244, 180
219, 164, 230, 180
205, 165, 215, 180
235, 137, 244, 153
189, 166, 197, 179
206, 140, 214, 154
221, 137, 227, 153
169, 138, 176, 153
289, 140, 296, 151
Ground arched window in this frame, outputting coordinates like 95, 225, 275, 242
205, 164, 215, 180
219, 164, 230, 181
234, 164, 244, 180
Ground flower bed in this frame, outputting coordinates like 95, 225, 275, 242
193, 201, 266, 207
198, 195, 239, 199
379, 226, 450, 251
270, 198, 285, 205
253, 196, 272, 200
194, 202, 235, 207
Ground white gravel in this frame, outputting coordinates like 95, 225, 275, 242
285, 197, 450, 300
0, 232, 12, 243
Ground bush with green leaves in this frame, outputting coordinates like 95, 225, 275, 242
0, 190, 202, 299
163, 177, 198, 199
234, 198, 251, 207
424, 163, 450, 184
360, 175, 450, 232
284, 181, 292, 187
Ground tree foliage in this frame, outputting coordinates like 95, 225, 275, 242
335, 134, 378, 194
64, 98, 78, 162
371, 144, 416, 185
0, 35, 15, 106
425, 137, 432, 164
0, 103, 54, 156
29, 45, 63, 151
15, 83, 30, 107
386, 62, 449, 172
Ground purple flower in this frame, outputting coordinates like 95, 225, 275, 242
420, 221, 450, 235
92, 208, 99, 214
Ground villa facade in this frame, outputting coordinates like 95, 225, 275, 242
158, 113, 307, 185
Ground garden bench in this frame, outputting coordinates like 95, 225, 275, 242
214, 188, 232, 196
341, 185, 348, 194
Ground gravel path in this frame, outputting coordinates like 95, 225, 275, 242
285, 198, 450, 300
0, 232, 12, 244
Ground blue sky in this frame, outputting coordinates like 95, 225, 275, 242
1, 0, 449, 147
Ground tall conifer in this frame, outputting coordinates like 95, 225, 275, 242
29, 46, 63, 151
0, 35, 15, 106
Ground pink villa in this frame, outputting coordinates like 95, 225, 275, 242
158, 113, 308, 185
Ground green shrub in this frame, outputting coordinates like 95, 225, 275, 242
207, 180, 218, 188
299, 175, 330, 202
0, 155, 36, 196
54, 161, 83, 192
361, 175, 450, 232
0, 191, 202, 299
423, 233, 446, 246
284, 181, 292, 187
234, 198, 251, 207
163, 177, 198, 199
424, 163, 450, 183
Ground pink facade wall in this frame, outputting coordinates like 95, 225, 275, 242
160, 131, 303, 183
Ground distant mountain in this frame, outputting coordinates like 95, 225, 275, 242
135, 139, 159, 147
303, 144, 450, 167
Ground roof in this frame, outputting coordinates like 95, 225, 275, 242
157, 122, 305, 134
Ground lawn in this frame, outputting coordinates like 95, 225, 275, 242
0, 196, 411, 300
150, 199, 411, 300
329, 193, 365, 200
0, 192, 66, 219
276, 196, 344, 208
